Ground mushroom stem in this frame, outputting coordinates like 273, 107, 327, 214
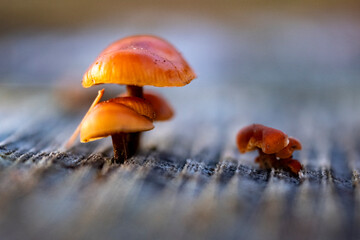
125, 85, 144, 158
111, 133, 128, 164
126, 85, 143, 98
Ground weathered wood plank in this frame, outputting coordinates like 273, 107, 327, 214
0, 83, 358, 240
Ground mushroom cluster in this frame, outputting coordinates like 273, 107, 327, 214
236, 124, 302, 175
68, 35, 196, 163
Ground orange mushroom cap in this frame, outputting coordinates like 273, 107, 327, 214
80, 102, 154, 143
107, 96, 156, 120
120, 90, 174, 121
143, 91, 174, 121
82, 35, 196, 88
275, 137, 302, 159
236, 124, 289, 154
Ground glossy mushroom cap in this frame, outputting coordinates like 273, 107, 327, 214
108, 96, 156, 120
120, 90, 174, 121
82, 35, 196, 88
80, 102, 154, 143
236, 124, 289, 154
275, 137, 302, 159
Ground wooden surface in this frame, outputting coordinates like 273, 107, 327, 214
1, 5, 360, 238
1, 82, 360, 240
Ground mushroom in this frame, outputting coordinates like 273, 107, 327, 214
236, 124, 303, 175
236, 124, 289, 154
107, 95, 157, 156
82, 35, 196, 159
80, 100, 155, 163
117, 90, 173, 155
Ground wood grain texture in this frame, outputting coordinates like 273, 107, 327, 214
0, 83, 359, 240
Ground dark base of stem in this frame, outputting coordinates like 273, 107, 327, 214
111, 132, 141, 164
112, 133, 128, 164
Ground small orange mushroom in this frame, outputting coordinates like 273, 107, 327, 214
115, 92, 173, 156
80, 35, 196, 160
237, 124, 303, 175
80, 101, 154, 163
236, 124, 289, 154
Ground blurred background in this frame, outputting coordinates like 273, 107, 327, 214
1, 0, 360, 136
1, 0, 359, 88
1, 0, 359, 124
1, 1, 360, 239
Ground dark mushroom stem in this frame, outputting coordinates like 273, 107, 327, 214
111, 133, 128, 164
127, 85, 143, 98
126, 85, 144, 157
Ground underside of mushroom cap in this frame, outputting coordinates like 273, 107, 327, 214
82, 35, 196, 88
80, 102, 154, 143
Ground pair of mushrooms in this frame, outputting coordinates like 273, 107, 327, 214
67, 35, 303, 175
67, 35, 196, 163
237, 124, 302, 175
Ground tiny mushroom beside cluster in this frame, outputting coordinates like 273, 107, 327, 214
236, 124, 303, 175
67, 35, 196, 164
